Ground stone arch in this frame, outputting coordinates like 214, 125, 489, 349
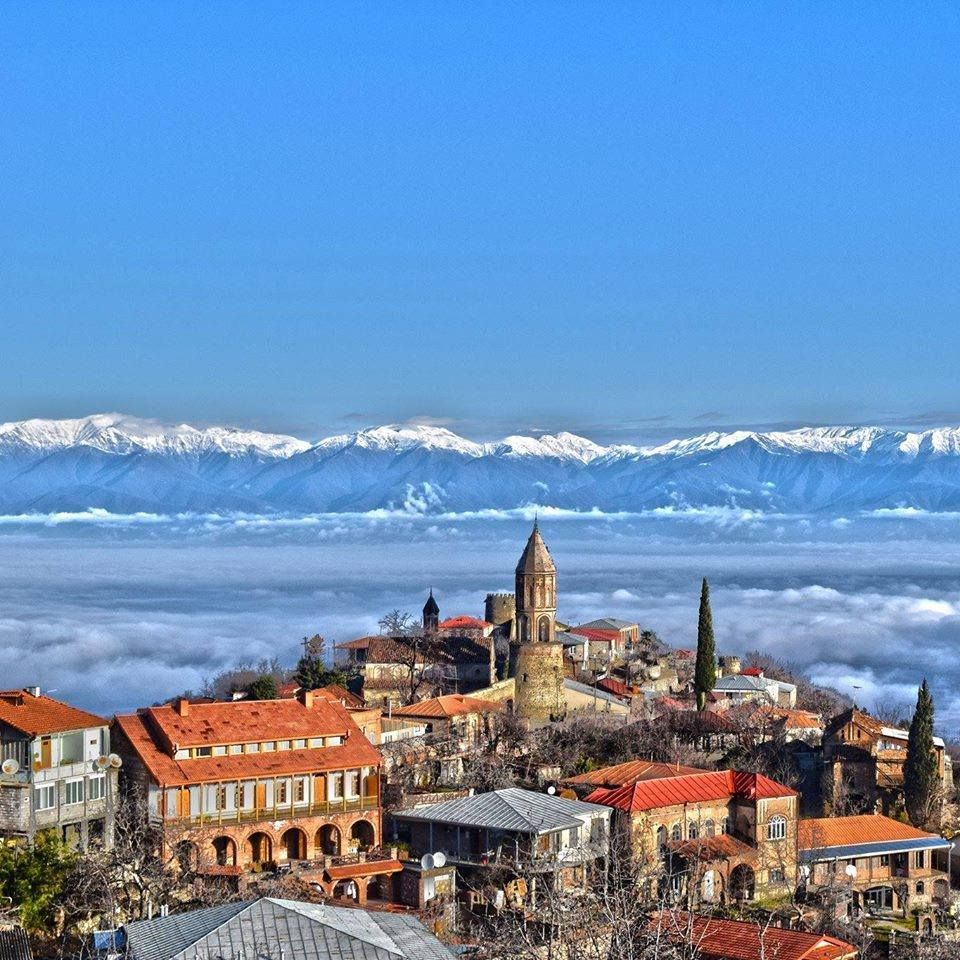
704, 819, 716, 837
537, 616, 551, 642
730, 864, 755, 901
316, 823, 341, 856
518, 616, 529, 643
247, 831, 273, 865
350, 819, 376, 850
281, 827, 307, 861
212, 835, 237, 867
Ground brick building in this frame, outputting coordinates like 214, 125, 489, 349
585, 767, 799, 905
822, 708, 953, 815
112, 689, 384, 877
0, 687, 118, 849
799, 813, 951, 915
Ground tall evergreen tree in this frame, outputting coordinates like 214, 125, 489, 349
904, 678, 939, 827
694, 577, 717, 711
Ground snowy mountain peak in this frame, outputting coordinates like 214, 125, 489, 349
0, 413, 311, 458
314, 423, 485, 457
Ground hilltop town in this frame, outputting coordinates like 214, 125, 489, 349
0, 523, 955, 960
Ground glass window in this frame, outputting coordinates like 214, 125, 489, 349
295, 778, 307, 802
770, 868, 785, 883
229, 744, 242, 755
331, 773, 344, 799
65, 779, 84, 805
262, 742, 275, 752
277, 780, 289, 804
277, 740, 291, 751
670, 823, 682, 842
294, 739, 306, 749
766, 815, 787, 841
35, 784, 56, 810
88, 775, 106, 801
245, 743, 259, 754
194, 746, 212, 758
308, 737, 323, 748
687, 822, 699, 840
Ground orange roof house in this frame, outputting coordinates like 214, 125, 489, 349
562, 759, 707, 793
112, 689, 385, 874
392, 694, 502, 720
0, 688, 118, 849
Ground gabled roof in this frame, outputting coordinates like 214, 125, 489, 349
799, 814, 948, 855
395, 787, 608, 834
123, 898, 454, 960
714, 675, 772, 692
648, 912, 855, 960
393, 694, 502, 720
586, 770, 795, 812
578, 617, 637, 631
568, 627, 621, 643
0, 690, 106, 737
562, 759, 707, 788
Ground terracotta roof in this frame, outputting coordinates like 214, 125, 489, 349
563, 759, 707, 788
323, 858, 403, 881
568, 627, 620, 643
336, 635, 376, 651
799, 814, 942, 851
138, 697, 361, 752
667, 833, 757, 862
113, 700, 380, 788
392, 695, 502, 720
0, 689, 107, 737
741, 667, 764, 677
649, 912, 855, 960
439, 616, 492, 631
673, 649, 695, 659
585, 770, 795, 812
312, 685, 365, 709
596, 678, 632, 698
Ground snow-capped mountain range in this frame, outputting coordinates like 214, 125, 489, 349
2, 413, 960, 515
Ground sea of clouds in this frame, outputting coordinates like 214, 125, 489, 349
0, 509, 958, 732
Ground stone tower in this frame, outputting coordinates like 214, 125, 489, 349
512, 521, 566, 724
422, 589, 439, 634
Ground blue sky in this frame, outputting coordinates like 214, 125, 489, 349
2, 3, 959, 442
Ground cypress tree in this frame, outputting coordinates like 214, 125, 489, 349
904, 678, 939, 827
694, 577, 717, 711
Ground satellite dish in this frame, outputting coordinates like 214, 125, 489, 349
844, 864, 857, 879
108, 754, 123, 769
1, 759, 19, 775
546, 785, 556, 795
433, 852, 446, 868
95, 756, 110, 771
420, 854, 435, 870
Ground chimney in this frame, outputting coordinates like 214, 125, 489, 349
175, 697, 191, 717
299, 689, 315, 709
25, 686, 41, 698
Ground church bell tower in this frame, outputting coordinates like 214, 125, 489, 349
514, 519, 557, 643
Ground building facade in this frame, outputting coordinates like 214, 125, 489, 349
113, 689, 383, 873
0, 688, 118, 849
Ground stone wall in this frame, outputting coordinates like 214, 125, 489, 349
514, 643, 566, 724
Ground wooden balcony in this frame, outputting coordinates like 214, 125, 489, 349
167, 794, 380, 827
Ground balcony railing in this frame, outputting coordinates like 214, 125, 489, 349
168, 794, 379, 827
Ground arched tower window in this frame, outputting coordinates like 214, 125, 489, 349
538, 616, 551, 643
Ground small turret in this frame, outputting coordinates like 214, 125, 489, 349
422, 589, 440, 634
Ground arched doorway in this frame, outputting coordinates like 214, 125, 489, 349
350, 819, 376, 850
333, 879, 359, 902
212, 836, 237, 867
247, 831, 273, 865
281, 827, 307, 861
316, 824, 341, 856
730, 864, 755, 902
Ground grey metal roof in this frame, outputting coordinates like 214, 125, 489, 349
123, 898, 454, 960
394, 787, 609, 834
800, 836, 951, 864
713, 675, 769, 691
0, 928, 32, 960
578, 618, 636, 631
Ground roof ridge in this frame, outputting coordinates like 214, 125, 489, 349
266, 898, 404, 957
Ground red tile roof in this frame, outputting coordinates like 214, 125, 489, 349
392, 694, 503, 720
0, 690, 107, 737
666, 833, 757, 862
585, 770, 795, 812
312, 685, 365, 709
562, 759, 707, 788
568, 627, 621, 643
439, 616, 492, 631
799, 814, 941, 851
649, 912, 856, 960
596, 678, 632, 698
741, 667, 764, 677
113, 697, 381, 788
